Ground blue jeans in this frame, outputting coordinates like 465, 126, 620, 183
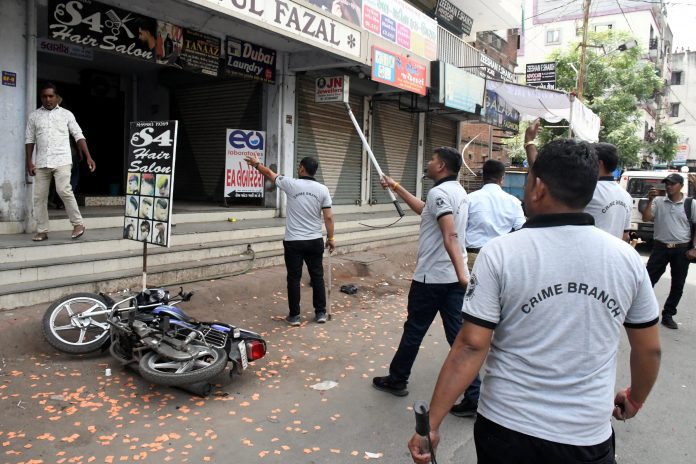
389, 280, 481, 401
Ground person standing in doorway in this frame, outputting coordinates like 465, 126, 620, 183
409, 139, 661, 464
372, 147, 481, 404
448, 158, 524, 417
642, 173, 696, 329
584, 143, 633, 240
244, 154, 335, 325
25, 82, 96, 241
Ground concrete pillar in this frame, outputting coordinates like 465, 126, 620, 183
0, 0, 30, 229
415, 112, 425, 199
277, 53, 296, 218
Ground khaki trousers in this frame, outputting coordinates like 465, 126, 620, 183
467, 251, 478, 272
34, 165, 83, 233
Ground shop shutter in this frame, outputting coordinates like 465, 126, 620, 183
296, 77, 363, 205
370, 101, 419, 203
422, 113, 458, 199
171, 80, 262, 202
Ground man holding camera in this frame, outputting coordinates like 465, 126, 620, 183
642, 173, 696, 329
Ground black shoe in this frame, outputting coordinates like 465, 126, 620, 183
315, 312, 327, 323
372, 376, 408, 397
450, 398, 478, 417
661, 315, 678, 329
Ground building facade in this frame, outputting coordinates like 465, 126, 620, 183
668, 50, 696, 169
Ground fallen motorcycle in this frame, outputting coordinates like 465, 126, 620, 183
42, 287, 266, 394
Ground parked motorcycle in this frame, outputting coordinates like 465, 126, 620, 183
42, 287, 266, 394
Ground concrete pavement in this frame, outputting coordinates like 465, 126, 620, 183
0, 242, 694, 463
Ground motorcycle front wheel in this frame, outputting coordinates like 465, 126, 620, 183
42, 293, 111, 354
138, 347, 228, 386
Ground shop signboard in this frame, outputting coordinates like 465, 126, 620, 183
363, 0, 437, 61
180, 29, 221, 77
676, 143, 689, 162
526, 61, 556, 89
125, 121, 178, 248
306, 0, 362, 27
224, 37, 276, 84
479, 54, 514, 81
442, 63, 484, 113
435, 0, 473, 36
315, 75, 349, 103
2, 72, 17, 87
155, 21, 184, 67
190, 0, 361, 58
371, 47, 427, 96
225, 129, 266, 200
38, 37, 94, 61
482, 81, 520, 132
48, 0, 157, 61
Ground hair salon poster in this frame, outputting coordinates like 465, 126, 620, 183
125, 121, 178, 247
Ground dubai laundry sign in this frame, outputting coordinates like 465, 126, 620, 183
190, 0, 361, 57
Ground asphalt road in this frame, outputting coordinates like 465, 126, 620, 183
0, 243, 694, 464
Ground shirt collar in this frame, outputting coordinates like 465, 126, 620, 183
299, 176, 316, 181
482, 183, 502, 190
665, 194, 684, 204
40, 105, 61, 112
598, 176, 615, 181
523, 212, 595, 229
434, 175, 458, 186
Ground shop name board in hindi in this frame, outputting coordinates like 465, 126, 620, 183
372, 47, 427, 96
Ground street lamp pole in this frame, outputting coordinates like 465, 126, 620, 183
577, 0, 591, 100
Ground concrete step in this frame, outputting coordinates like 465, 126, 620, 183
0, 222, 420, 286
0, 231, 418, 310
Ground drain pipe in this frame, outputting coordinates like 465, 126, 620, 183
24, 0, 37, 233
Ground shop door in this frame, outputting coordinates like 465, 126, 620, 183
171, 80, 262, 202
422, 113, 457, 199
370, 101, 419, 203
296, 77, 363, 205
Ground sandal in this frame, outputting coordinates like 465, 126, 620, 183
32, 233, 48, 242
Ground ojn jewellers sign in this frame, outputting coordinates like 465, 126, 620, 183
189, 0, 361, 57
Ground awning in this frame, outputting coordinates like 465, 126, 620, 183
486, 81, 601, 142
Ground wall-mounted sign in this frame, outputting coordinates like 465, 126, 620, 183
526, 61, 556, 89
38, 37, 93, 60
225, 129, 266, 200
315, 75, 349, 103
676, 143, 689, 161
125, 121, 178, 247
306, 0, 362, 26
224, 37, 276, 84
180, 29, 220, 77
372, 47, 427, 96
2, 71, 17, 87
155, 21, 184, 67
363, 0, 437, 60
482, 82, 520, 132
191, 0, 361, 58
480, 54, 514, 81
435, 0, 473, 36
442, 63, 485, 113
48, 0, 156, 61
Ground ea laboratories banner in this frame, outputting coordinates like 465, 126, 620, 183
224, 37, 276, 84
125, 121, 178, 248
49, 0, 156, 61
190, 0, 361, 58
225, 129, 266, 200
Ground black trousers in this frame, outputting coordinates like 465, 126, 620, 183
474, 415, 615, 464
389, 281, 481, 400
646, 245, 691, 316
283, 239, 326, 317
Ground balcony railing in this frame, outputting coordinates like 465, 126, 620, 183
438, 26, 480, 70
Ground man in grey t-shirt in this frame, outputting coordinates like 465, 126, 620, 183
372, 147, 480, 406
642, 172, 696, 329
244, 154, 335, 326
584, 143, 632, 240
409, 139, 661, 464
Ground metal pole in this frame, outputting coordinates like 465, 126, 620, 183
577, 0, 591, 100
344, 102, 404, 217
142, 242, 148, 291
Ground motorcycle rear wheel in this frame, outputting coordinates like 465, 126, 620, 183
138, 347, 228, 386
42, 293, 110, 354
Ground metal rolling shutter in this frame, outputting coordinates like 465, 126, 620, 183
171, 80, 262, 202
422, 113, 458, 199
296, 77, 363, 205
370, 101, 419, 202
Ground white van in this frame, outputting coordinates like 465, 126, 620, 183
619, 170, 693, 241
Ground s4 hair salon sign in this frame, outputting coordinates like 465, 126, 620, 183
225, 129, 266, 200
49, 0, 156, 61
125, 121, 178, 248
